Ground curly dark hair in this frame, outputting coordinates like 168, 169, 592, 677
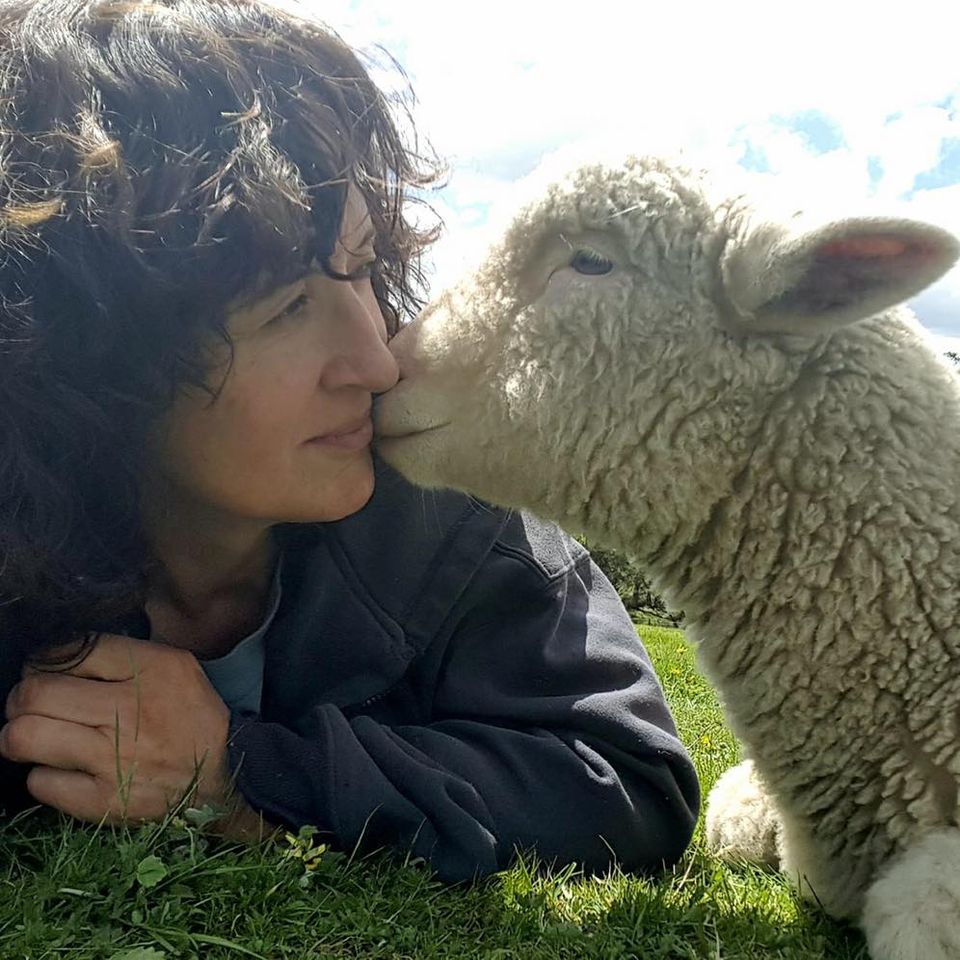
0, 0, 443, 656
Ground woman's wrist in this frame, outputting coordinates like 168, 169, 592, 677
211, 793, 281, 843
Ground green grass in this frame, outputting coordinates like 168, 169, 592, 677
0, 626, 869, 960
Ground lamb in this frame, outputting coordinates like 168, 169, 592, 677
374, 153, 960, 960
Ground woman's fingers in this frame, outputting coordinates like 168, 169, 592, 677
0, 713, 106, 769
3, 715, 190, 822
25, 765, 139, 822
4, 634, 233, 824
6, 672, 126, 727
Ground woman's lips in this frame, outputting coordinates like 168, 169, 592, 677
305, 417, 374, 452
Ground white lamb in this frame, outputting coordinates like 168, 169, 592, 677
375, 154, 960, 960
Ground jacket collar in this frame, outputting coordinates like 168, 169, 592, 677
260, 459, 509, 718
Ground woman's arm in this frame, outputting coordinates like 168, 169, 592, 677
226, 546, 700, 882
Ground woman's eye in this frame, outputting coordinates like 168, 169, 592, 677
351, 260, 377, 281
570, 249, 614, 276
269, 292, 309, 325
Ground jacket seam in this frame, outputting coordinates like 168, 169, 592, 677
321, 531, 412, 656
398, 497, 495, 625
489, 539, 581, 585
324, 497, 496, 639
320, 706, 341, 840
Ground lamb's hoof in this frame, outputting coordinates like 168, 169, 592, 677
861, 828, 960, 960
705, 759, 782, 867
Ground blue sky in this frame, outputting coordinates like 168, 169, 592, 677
304, 0, 960, 347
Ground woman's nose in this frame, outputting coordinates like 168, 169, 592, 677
320, 280, 399, 393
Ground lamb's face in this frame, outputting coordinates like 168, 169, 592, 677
377, 158, 738, 523
375, 154, 960, 545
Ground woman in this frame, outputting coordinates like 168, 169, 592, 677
0, 0, 699, 882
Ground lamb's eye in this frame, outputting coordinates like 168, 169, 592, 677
570, 249, 614, 276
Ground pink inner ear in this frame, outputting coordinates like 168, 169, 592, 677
817, 234, 948, 265
818, 236, 909, 259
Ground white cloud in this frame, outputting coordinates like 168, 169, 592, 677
902, 184, 960, 333
324, 0, 960, 163
294, 0, 960, 327
867, 109, 959, 201
904, 183, 960, 236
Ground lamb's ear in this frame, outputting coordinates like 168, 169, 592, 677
720, 215, 960, 336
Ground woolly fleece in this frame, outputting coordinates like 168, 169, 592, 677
376, 155, 960, 960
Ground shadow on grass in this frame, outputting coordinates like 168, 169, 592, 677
1, 809, 870, 960
482, 850, 869, 960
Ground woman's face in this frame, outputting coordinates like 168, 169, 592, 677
150, 187, 400, 526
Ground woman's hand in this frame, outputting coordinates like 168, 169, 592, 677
0, 634, 256, 830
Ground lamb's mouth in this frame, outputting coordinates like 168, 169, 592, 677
374, 422, 451, 442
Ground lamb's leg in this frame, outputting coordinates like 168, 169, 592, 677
860, 828, 960, 960
707, 766, 870, 920
705, 759, 783, 867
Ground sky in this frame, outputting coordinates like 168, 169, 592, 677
301, 0, 960, 349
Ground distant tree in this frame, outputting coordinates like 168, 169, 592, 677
947, 351, 960, 367
578, 537, 683, 625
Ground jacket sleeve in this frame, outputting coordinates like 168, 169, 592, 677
225, 540, 700, 883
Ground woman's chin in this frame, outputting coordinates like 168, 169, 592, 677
290, 452, 377, 522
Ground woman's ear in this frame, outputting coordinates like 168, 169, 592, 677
720, 213, 960, 336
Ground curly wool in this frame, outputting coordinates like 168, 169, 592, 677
376, 154, 960, 960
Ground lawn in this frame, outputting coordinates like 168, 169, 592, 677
0, 625, 869, 960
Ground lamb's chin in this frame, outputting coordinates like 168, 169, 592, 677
376, 427, 484, 498
376, 430, 450, 487
377, 430, 549, 516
